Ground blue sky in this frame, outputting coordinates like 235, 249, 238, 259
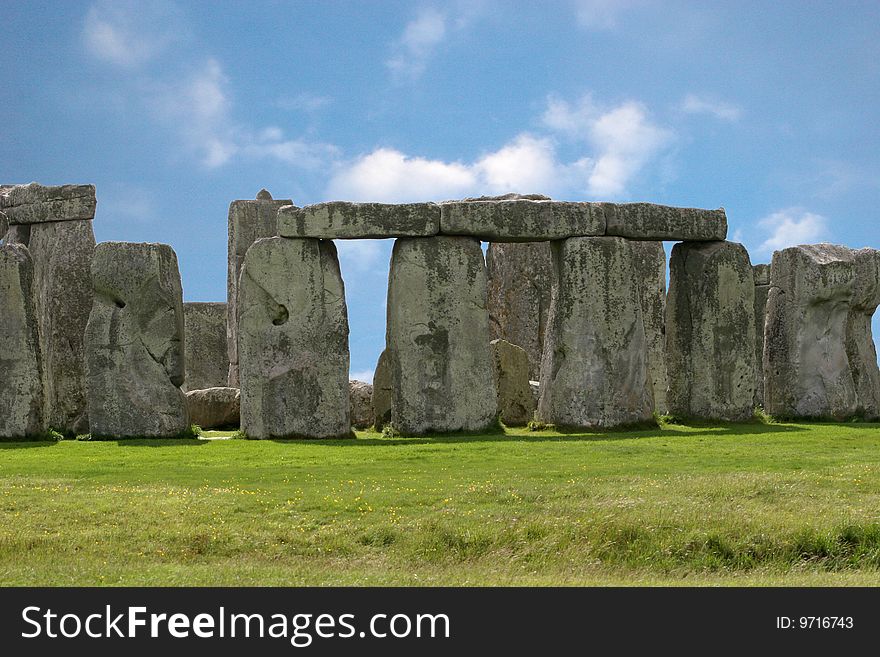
2, 0, 879, 380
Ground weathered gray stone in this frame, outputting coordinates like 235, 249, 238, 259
278, 202, 439, 239
85, 242, 189, 438
226, 190, 293, 387
631, 241, 668, 413
183, 302, 228, 392
0, 183, 96, 225
666, 241, 755, 421
440, 199, 604, 241
846, 248, 880, 419
238, 237, 350, 439
22, 220, 95, 433
486, 241, 553, 380
753, 264, 771, 408
3, 224, 31, 246
538, 237, 654, 428
490, 339, 536, 426
185, 387, 240, 429
602, 203, 727, 241
349, 380, 373, 430
386, 236, 497, 434
371, 349, 392, 430
529, 380, 540, 404
0, 212, 7, 242
0, 244, 45, 438
764, 244, 858, 419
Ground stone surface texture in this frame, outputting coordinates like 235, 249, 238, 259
237, 237, 350, 439
486, 241, 553, 380
764, 244, 859, 419
666, 241, 756, 421
85, 242, 189, 438
349, 380, 373, 430
183, 302, 229, 392
490, 339, 536, 426
278, 202, 439, 239
440, 199, 604, 241
0, 183, 96, 225
371, 349, 392, 430
602, 203, 727, 241
753, 264, 771, 408
538, 236, 654, 428
846, 248, 880, 419
631, 240, 668, 413
386, 236, 497, 434
226, 190, 293, 387
185, 387, 240, 429
0, 244, 45, 437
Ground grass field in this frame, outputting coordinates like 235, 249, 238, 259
1, 421, 880, 586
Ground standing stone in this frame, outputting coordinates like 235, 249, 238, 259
846, 248, 880, 419
238, 237, 350, 439
227, 190, 293, 387
666, 241, 755, 421
0, 244, 45, 438
371, 349, 392, 430
764, 244, 858, 419
349, 380, 373, 430
631, 241, 668, 413
538, 237, 654, 428
386, 236, 497, 435
183, 302, 229, 392
85, 242, 189, 438
486, 241, 553, 380
490, 339, 536, 426
2, 183, 96, 434
753, 264, 771, 409
185, 387, 240, 429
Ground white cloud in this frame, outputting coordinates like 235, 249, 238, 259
574, 0, 637, 30
83, 0, 178, 68
386, 8, 448, 80
681, 93, 743, 121
542, 95, 673, 196
350, 369, 375, 383
757, 208, 829, 255
335, 239, 387, 274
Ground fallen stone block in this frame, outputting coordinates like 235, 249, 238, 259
186, 387, 240, 429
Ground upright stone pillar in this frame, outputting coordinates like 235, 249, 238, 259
631, 240, 668, 414
226, 189, 293, 387
846, 248, 880, 419
1, 183, 96, 434
182, 302, 229, 392
538, 237, 654, 428
371, 349, 392, 430
85, 242, 189, 438
0, 244, 45, 438
753, 264, 771, 409
386, 236, 497, 435
666, 241, 755, 421
764, 244, 857, 419
486, 241, 553, 380
238, 237, 350, 439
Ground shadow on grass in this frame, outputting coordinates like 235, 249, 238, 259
112, 439, 209, 448
0, 440, 60, 449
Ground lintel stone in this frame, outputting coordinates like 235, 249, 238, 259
602, 203, 727, 241
278, 202, 439, 239
0, 183, 96, 225
440, 199, 604, 241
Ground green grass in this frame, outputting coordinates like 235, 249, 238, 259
1, 421, 880, 586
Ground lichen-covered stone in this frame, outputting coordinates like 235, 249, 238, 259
0, 244, 45, 438
85, 242, 189, 438
0, 183, 96, 225
538, 237, 654, 428
602, 203, 727, 241
183, 302, 228, 392
238, 237, 350, 439
371, 349, 392, 430
440, 199, 604, 241
226, 190, 293, 387
846, 248, 880, 419
185, 387, 240, 429
490, 339, 536, 426
349, 380, 373, 430
24, 220, 95, 433
753, 264, 771, 408
666, 241, 755, 421
386, 236, 497, 434
278, 202, 439, 239
486, 241, 553, 380
631, 241, 668, 413
764, 244, 858, 419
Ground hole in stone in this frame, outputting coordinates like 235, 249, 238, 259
272, 304, 289, 326
115, 299, 126, 309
